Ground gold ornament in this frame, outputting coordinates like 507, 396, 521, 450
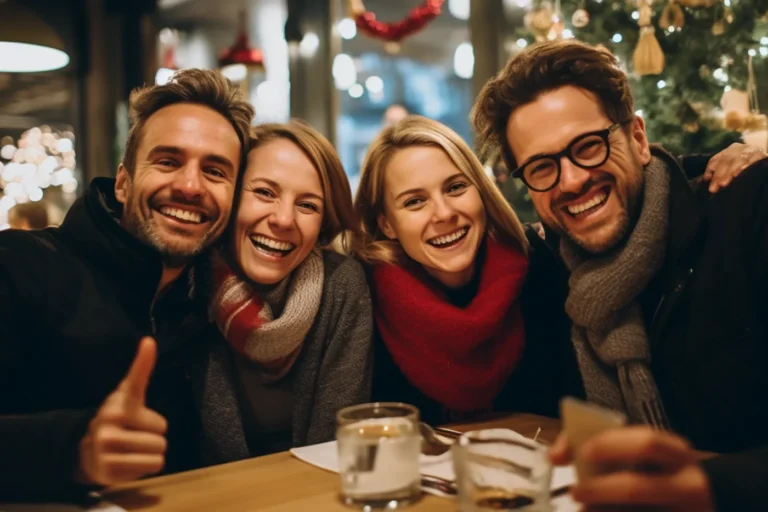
525, 5, 555, 41
711, 20, 726, 35
572, 8, 590, 28
683, 122, 700, 133
548, 13, 565, 40
659, 0, 685, 31
633, 1, 665, 75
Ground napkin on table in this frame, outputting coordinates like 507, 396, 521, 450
290, 428, 578, 510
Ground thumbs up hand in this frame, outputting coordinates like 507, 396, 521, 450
76, 337, 168, 486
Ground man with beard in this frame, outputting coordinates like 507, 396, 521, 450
0, 69, 254, 501
472, 40, 768, 510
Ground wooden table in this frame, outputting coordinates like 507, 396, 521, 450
103, 413, 561, 512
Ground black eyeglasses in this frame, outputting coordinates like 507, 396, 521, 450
511, 122, 626, 192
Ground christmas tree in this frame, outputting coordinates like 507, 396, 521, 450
516, 0, 768, 154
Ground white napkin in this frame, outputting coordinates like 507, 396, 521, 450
290, 428, 579, 509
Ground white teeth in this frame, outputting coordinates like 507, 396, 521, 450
160, 206, 203, 223
567, 193, 607, 215
429, 227, 468, 246
253, 235, 295, 252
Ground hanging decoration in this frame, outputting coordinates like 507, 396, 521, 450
659, 0, 685, 31
633, 0, 665, 75
711, 2, 734, 36
722, 55, 768, 149
219, 11, 265, 73
548, 0, 566, 39
572, 5, 590, 29
525, 2, 556, 41
346, 0, 444, 53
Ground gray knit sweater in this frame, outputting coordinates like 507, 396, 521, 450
194, 250, 374, 464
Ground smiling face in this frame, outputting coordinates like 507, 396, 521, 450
378, 145, 487, 288
234, 138, 325, 286
115, 103, 241, 261
506, 86, 651, 254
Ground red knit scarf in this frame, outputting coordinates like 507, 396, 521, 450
372, 237, 528, 412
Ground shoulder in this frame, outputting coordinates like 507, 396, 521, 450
702, 159, 768, 215
0, 228, 62, 267
321, 250, 369, 299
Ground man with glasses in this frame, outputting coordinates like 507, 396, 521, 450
473, 39, 768, 511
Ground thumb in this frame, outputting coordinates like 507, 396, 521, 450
119, 336, 157, 403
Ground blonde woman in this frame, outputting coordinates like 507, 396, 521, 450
353, 116, 580, 425
197, 121, 373, 463
353, 115, 761, 427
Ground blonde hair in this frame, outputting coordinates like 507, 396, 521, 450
352, 115, 528, 265
246, 120, 358, 250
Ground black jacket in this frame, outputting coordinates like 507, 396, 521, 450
635, 150, 768, 511
371, 227, 584, 426
0, 178, 210, 501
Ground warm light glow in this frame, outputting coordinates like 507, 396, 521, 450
0, 42, 69, 73
299, 32, 320, 58
453, 43, 474, 79
155, 67, 176, 85
338, 18, 357, 40
333, 53, 357, 90
365, 75, 384, 94
448, 0, 470, 20
220, 63, 248, 83
348, 83, 364, 98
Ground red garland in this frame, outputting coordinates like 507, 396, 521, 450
354, 0, 445, 43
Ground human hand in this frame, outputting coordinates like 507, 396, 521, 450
704, 142, 767, 193
550, 427, 715, 511
76, 337, 167, 486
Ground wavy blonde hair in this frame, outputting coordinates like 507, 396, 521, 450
352, 116, 528, 265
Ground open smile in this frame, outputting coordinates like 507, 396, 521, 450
562, 186, 611, 219
249, 234, 297, 260
426, 226, 469, 249
157, 205, 208, 225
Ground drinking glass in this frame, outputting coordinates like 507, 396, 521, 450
336, 402, 421, 509
452, 429, 553, 511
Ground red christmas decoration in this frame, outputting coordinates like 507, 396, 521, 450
348, 0, 444, 43
219, 11, 265, 70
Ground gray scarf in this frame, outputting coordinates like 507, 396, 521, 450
560, 156, 671, 428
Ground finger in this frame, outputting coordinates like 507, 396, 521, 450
549, 432, 572, 465
95, 400, 168, 434
571, 468, 704, 507
99, 453, 165, 483
93, 426, 167, 455
119, 337, 157, 403
580, 427, 694, 472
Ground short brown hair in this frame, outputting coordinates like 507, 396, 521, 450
352, 115, 527, 266
122, 69, 255, 175
247, 120, 359, 249
472, 39, 634, 172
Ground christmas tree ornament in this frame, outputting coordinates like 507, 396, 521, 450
698, 64, 711, 78
659, 0, 685, 31
633, 0, 665, 75
572, 3, 590, 28
525, 3, 556, 41
547, 0, 565, 40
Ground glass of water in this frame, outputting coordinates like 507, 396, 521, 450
452, 429, 553, 511
336, 402, 421, 509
